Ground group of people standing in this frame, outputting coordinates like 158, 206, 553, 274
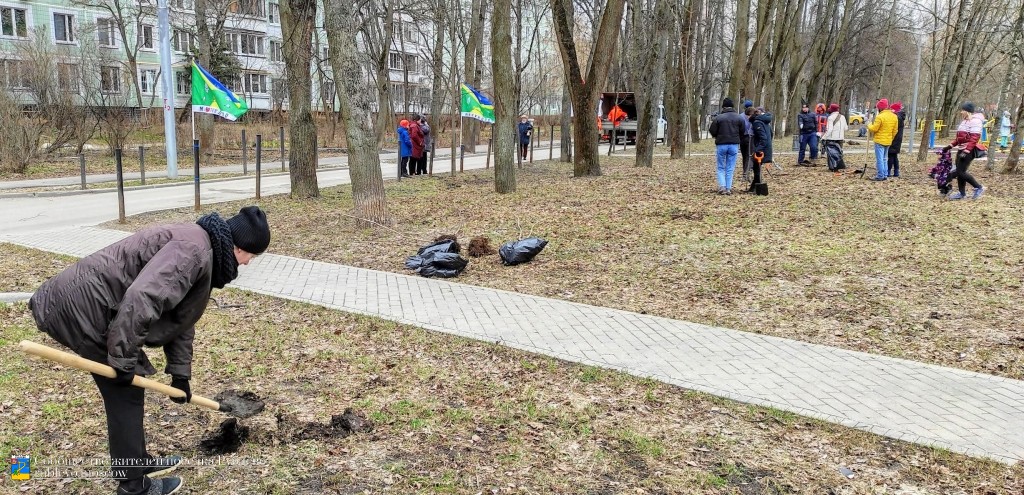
397, 114, 432, 177
796, 102, 854, 174
708, 97, 775, 195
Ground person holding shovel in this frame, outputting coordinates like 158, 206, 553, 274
28, 206, 271, 495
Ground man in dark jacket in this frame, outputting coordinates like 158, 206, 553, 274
29, 206, 271, 495
750, 107, 774, 191
517, 115, 533, 161
708, 97, 747, 194
887, 101, 906, 177
797, 103, 818, 165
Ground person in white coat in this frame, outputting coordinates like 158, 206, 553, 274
821, 103, 849, 174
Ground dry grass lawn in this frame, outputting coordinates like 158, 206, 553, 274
1, 244, 1021, 494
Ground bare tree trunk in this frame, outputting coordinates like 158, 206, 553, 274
633, 0, 670, 168
727, 0, 751, 101
1004, 91, 1024, 172
325, 0, 388, 225
463, 0, 485, 152
989, 6, 1023, 171
429, 0, 447, 130
551, 0, 627, 176
281, 0, 319, 198
492, 0, 516, 192
560, 81, 572, 162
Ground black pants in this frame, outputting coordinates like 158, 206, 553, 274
520, 142, 529, 160
887, 152, 900, 176
92, 373, 151, 495
400, 156, 411, 176
416, 153, 428, 175
948, 151, 982, 194
740, 139, 751, 177
749, 157, 763, 190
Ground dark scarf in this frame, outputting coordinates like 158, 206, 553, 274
197, 213, 239, 289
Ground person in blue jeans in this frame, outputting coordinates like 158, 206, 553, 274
797, 103, 818, 164
708, 97, 747, 195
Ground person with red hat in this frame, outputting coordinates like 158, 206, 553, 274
867, 98, 898, 181
887, 102, 907, 177
821, 103, 849, 173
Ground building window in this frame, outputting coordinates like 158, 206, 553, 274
0, 58, 27, 89
321, 46, 328, 61
268, 2, 279, 23
172, 0, 192, 9
53, 13, 75, 43
404, 54, 417, 74
175, 70, 189, 95
97, 18, 117, 48
101, 66, 121, 93
226, 32, 263, 56
138, 23, 154, 50
173, 29, 196, 53
1, 7, 28, 38
388, 52, 402, 71
243, 73, 267, 94
139, 69, 156, 94
236, 0, 265, 17
58, 63, 79, 93
390, 83, 404, 103
269, 40, 283, 62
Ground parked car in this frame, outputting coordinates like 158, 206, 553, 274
848, 111, 866, 125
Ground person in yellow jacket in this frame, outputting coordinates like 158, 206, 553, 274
867, 98, 898, 181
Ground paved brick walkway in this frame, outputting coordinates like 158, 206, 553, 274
5, 226, 1023, 465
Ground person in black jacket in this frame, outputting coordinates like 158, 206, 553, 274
29, 207, 271, 495
708, 97, 748, 195
797, 103, 818, 165
887, 102, 906, 177
750, 107, 774, 190
517, 115, 533, 160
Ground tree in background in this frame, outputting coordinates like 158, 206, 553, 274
280, 0, 319, 197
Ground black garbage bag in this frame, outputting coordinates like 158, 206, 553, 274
405, 240, 468, 278
499, 237, 548, 266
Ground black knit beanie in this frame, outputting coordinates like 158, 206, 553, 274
722, 97, 734, 109
961, 101, 975, 113
226, 206, 271, 254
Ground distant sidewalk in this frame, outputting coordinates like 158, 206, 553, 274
0, 140, 559, 191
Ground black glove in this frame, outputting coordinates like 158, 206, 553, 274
111, 368, 135, 387
942, 145, 952, 152
170, 376, 191, 404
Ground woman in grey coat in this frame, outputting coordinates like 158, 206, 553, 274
29, 206, 270, 495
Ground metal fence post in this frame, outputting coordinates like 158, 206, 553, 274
485, 138, 492, 169
241, 129, 248, 174
280, 126, 286, 171
549, 125, 554, 160
115, 148, 125, 223
459, 144, 465, 172
79, 154, 87, 190
138, 146, 146, 185
193, 139, 201, 211
255, 134, 262, 199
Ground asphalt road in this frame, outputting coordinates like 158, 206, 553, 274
0, 144, 570, 235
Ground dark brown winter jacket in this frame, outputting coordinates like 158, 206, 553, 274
29, 224, 215, 378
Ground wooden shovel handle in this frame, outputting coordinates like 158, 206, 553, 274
19, 340, 222, 412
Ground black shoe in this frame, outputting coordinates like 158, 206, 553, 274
145, 456, 182, 477
117, 476, 183, 495
147, 477, 183, 495
870, 177, 887, 182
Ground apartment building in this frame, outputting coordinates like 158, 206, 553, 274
0, 0, 432, 115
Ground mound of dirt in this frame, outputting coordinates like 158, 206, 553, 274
199, 418, 250, 455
